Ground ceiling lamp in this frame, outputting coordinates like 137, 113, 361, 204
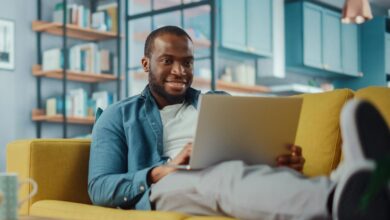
341, 0, 373, 24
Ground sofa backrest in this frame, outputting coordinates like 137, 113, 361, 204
6, 139, 91, 215
295, 89, 354, 177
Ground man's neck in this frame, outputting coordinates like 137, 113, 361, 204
150, 90, 186, 109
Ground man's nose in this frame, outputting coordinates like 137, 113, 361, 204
171, 62, 185, 75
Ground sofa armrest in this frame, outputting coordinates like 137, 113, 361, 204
6, 139, 92, 215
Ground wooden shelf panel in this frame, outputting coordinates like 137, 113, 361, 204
32, 20, 117, 41
32, 65, 117, 83
132, 72, 269, 93
32, 109, 95, 125
216, 80, 269, 93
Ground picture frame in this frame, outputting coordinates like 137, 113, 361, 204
0, 19, 14, 70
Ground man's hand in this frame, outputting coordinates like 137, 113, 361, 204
148, 143, 192, 184
276, 145, 305, 172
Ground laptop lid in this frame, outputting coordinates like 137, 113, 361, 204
188, 95, 303, 170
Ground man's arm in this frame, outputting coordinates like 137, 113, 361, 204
88, 105, 158, 208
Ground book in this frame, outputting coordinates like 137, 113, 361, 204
52, 3, 91, 28
97, 2, 118, 33
91, 11, 107, 31
69, 88, 88, 117
92, 91, 114, 111
99, 50, 113, 74
42, 48, 63, 71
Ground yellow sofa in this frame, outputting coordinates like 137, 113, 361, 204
6, 86, 390, 220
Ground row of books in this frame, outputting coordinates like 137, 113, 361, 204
46, 89, 115, 118
42, 43, 116, 74
53, 2, 118, 32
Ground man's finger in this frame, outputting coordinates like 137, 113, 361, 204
276, 155, 290, 164
291, 145, 302, 156
289, 156, 302, 164
290, 164, 304, 171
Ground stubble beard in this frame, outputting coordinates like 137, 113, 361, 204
148, 72, 187, 105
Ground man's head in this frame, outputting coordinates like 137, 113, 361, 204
141, 26, 194, 108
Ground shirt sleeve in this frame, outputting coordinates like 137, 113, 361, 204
87, 105, 161, 208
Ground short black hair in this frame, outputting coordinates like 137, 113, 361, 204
144, 26, 193, 58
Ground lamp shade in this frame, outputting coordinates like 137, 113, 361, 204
341, 0, 373, 24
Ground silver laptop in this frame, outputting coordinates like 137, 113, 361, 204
171, 95, 303, 170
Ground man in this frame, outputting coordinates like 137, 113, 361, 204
88, 26, 389, 219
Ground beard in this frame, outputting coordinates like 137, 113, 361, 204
148, 72, 187, 104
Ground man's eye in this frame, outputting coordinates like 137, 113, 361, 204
184, 61, 193, 67
162, 59, 172, 64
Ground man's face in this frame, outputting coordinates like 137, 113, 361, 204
142, 33, 194, 106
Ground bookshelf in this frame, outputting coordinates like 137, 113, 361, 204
34, 0, 121, 138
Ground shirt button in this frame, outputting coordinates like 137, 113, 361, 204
140, 185, 145, 192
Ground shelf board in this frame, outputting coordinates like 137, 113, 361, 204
216, 81, 270, 94
132, 72, 269, 93
32, 20, 118, 41
32, 109, 95, 125
269, 84, 324, 95
32, 65, 117, 83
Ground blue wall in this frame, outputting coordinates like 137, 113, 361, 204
0, 0, 37, 171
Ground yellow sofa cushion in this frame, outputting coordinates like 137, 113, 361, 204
295, 89, 354, 177
185, 217, 235, 220
6, 139, 92, 215
30, 200, 188, 220
355, 86, 390, 126
186, 216, 235, 220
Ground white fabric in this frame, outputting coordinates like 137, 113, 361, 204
159, 103, 197, 159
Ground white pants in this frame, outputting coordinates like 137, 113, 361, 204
150, 161, 335, 220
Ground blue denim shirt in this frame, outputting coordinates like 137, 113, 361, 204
88, 85, 201, 210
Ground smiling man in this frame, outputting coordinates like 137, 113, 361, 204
88, 26, 389, 220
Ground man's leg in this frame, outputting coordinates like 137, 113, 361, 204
150, 99, 390, 220
332, 100, 390, 220
150, 161, 334, 220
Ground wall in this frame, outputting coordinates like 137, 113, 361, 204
0, 0, 37, 171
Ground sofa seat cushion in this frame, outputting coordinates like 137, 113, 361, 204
295, 89, 354, 176
184, 217, 235, 220
30, 200, 189, 220
355, 86, 390, 126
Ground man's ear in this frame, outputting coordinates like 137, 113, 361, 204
141, 57, 149, 72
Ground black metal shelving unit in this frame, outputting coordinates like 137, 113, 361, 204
125, 0, 217, 96
34, 0, 122, 138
